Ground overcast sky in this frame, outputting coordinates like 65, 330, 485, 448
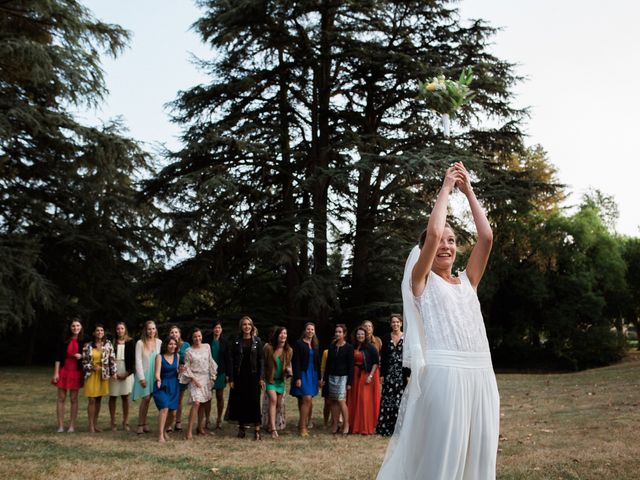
81, 0, 639, 236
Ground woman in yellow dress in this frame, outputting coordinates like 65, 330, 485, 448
82, 324, 117, 433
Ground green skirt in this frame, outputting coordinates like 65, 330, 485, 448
266, 377, 285, 394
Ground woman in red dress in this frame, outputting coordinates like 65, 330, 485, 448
52, 318, 86, 433
347, 326, 380, 434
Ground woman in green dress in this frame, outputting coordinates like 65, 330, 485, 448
263, 326, 292, 438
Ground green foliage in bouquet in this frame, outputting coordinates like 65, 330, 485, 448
418, 68, 475, 116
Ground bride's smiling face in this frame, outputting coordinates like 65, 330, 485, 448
432, 226, 457, 271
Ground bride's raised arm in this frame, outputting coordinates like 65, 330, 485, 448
455, 162, 493, 288
411, 165, 463, 296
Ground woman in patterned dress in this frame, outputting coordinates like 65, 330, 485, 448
52, 318, 86, 433
82, 324, 117, 433
181, 328, 217, 440
376, 314, 410, 436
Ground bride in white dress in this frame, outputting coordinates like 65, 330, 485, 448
377, 162, 499, 480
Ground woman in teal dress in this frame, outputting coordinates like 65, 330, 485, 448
264, 326, 292, 438
205, 321, 231, 429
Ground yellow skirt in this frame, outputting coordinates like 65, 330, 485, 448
84, 371, 109, 398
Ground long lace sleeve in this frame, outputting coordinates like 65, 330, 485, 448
134, 340, 144, 381
180, 347, 194, 383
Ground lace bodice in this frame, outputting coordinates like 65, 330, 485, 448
414, 270, 490, 353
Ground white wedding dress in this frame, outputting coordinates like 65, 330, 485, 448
377, 246, 500, 480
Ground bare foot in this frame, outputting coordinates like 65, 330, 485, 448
111, 424, 117, 432
158, 436, 166, 443
94, 426, 102, 433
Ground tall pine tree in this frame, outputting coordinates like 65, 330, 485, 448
0, 1, 159, 362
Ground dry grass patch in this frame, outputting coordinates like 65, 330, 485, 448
1, 355, 638, 479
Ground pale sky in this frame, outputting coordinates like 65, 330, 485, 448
81, 0, 639, 236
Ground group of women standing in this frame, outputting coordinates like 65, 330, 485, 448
320, 317, 408, 437
53, 314, 409, 441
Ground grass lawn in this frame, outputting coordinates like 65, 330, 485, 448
1, 354, 638, 479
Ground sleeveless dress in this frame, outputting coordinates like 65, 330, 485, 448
109, 343, 133, 396
347, 349, 380, 435
57, 339, 82, 390
377, 270, 500, 480
153, 353, 179, 410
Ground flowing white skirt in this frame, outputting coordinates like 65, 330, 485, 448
377, 350, 500, 480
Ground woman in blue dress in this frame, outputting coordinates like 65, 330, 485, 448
152, 336, 179, 443
168, 325, 189, 432
291, 322, 322, 436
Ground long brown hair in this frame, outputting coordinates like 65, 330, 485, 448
332, 324, 347, 345
63, 317, 83, 342
160, 336, 178, 355
269, 326, 292, 352
351, 326, 369, 348
300, 322, 319, 349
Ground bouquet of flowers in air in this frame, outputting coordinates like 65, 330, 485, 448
417, 68, 474, 136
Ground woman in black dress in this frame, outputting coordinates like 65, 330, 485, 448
225, 316, 265, 439
376, 313, 410, 436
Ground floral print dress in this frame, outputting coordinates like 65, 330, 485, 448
376, 336, 407, 436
